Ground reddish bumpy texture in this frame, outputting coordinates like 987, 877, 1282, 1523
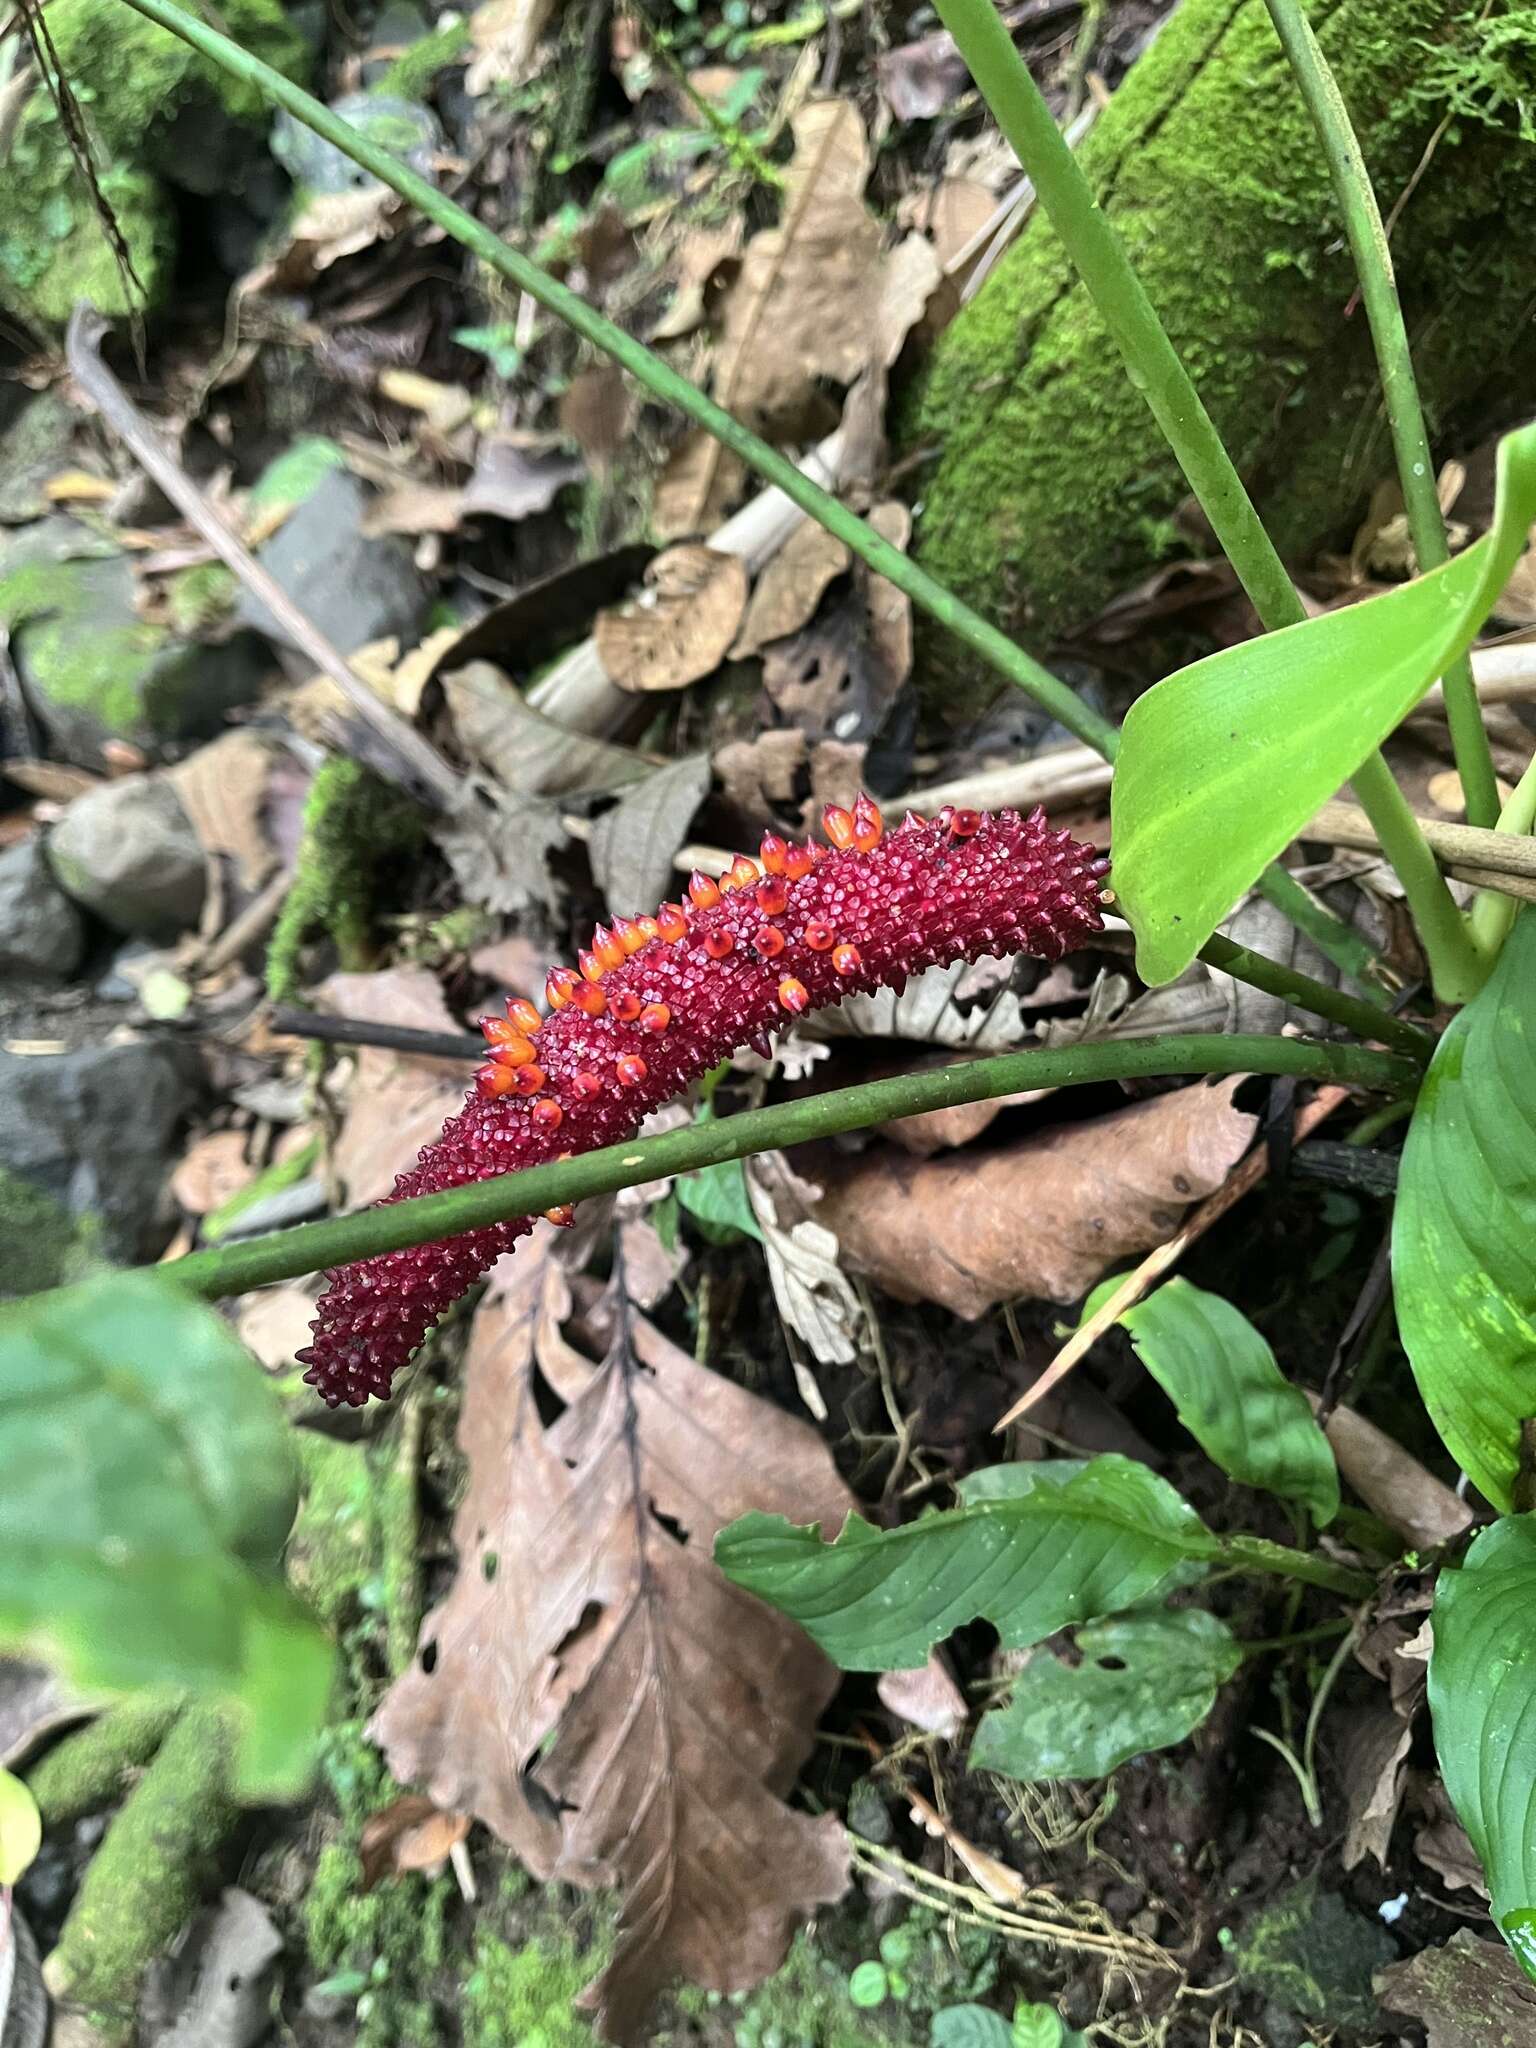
297, 801, 1107, 1405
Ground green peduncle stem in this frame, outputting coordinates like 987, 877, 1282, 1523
118, 0, 1389, 993
1261, 0, 1499, 835
161, 1034, 1415, 1299
931, 0, 1482, 1003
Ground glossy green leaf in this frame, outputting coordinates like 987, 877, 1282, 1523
0, 1271, 333, 1799
930, 2008, 1017, 2048
1103, 1277, 1339, 1524
714, 1455, 1216, 1670
677, 1158, 762, 1244
1426, 1515, 1536, 1983
1394, 908, 1536, 1508
0, 1768, 41, 1885
971, 1607, 1240, 1783
1112, 421, 1536, 984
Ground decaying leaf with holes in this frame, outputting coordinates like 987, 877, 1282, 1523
369, 1248, 855, 2043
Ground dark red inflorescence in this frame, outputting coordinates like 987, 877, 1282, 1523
296, 799, 1109, 1406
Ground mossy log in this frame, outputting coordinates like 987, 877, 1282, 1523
906, 0, 1536, 699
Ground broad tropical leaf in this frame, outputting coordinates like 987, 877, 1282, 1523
1427, 1515, 1536, 1983
1104, 1277, 1339, 1524
1112, 422, 1536, 984
1394, 908, 1536, 1508
971, 1607, 1240, 1782
0, 1272, 332, 1798
714, 1455, 1216, 1670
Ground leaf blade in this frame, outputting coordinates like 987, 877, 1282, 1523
1427, 1514, 1536, 1983
1394, 908, 1536, 1509
714, 1455, 1217, 1671
1111, 421, 1536, 984
1111, 1277, 1339, 1524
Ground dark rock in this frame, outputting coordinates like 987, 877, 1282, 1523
0, 838, 86, 986
46, 777, 206, 939
0, 1039, 198, 1286
235, 467, 427, 658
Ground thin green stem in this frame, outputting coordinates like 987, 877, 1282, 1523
117, 0, 1380, 988
115, 0, 1113, 759
1261, 0, 1498, 833
1219, 1533, 1374, 1601
160, 1034, 1415, 1299
1250, 866, 1389, 991
1468, 753, 1536, 956
932, 0, 1478, 1001
1198, 934, 1430, 1056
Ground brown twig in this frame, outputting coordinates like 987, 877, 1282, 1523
64, 305, 463, 814
1311, 798, 1536, 894
994, 1084, 1351, 1430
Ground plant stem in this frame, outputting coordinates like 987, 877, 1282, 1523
1467, 755, 1536, 957
1261, 0, 1499, 833
1198, 934, 1430, 1056
1219, 1532, 1374, 1600
161, 1034, 1414, 1299
1249, 866, 1388, 991
932, 0, 1479, 1001
116, 0, 1114, 759
116, 0, 1376, 988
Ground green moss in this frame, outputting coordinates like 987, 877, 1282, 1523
266, 757, 426, 1001
26, 1693, 184, 1827
907, 0, 1536, 703
289, 1435, 384, 1632
166, 562, 237, 635
0, 1164, 103, 1297
377, 19, 472, 99
1233, 1876, 1396, 2029
0, 160, 172, 326
462, 1886, 606, 2048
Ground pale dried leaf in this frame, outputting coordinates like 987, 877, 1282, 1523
361, 481, 466, 537
236, 1279, 324, 1376
1340, 1707, 1413, 1871
461, 439, 585, 523
1494, 532, 1536, 626
465, 0, 556, 95
649, 223, 743, 342
732, 522, 851, 659
898, 178, 998, 270
589, 754, 712, 917
359, 1795, 471, 1887
443, 662, 648, 795
288, 627, 462, 732
714, 729, 808, 818
1412, 1782, 1490, 1898
877, 1656, 967, 1740
1114, 963, 1236, 1039
595, 546, 749, 693
172, 1131, 255, 1217
317, 967, 469, 1208
877, 30, 969, 118
804, 956, 1028, 1050
760, 504, 911, 738
1314, 1398, 1473, 1550
147, 1888, 284, 2048
1377, 1930, 1536, 2045
371, 1251, 852, 2040
619, 1215, 687, 1310
814, 1078, 1258, 1316
433, 782, 566, 920
746, 1152, 866, 1367
652, 431, 745, 542
168, 732, 280, 890
840, 238, 943, 482
0, 1657, 91, 1770
801, 739, 868, 829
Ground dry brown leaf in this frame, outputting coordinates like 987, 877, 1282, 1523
877, 1656, 967, 1740
649, 223, 743, 342
461, 438, 585, 522
172, 1130, 254, 1217
595, 545, 749, 693
746, 1152, 866, 1367
465, 0, 556, 95
0, 1658, 92, 1771
813, 1078, 1257, 1317
588, 754, 712, 917
656, 101, 883, 538
1313, 1397, 1474, 1550
288, 627, 462, 734
732, 522, 851, 659
371, 1251, 852, 2041
316, 968, 469, 1208
760, 503, 911, 738
898, 178, 998, 270
168, 731, 281, 891
840, 237, 943, 483
1377, 1929, 1536, 2046
235, 1279, 324, 1376
559, 364, 634, 467
360, 481, 466, 537
1339, 1706, 1413, 1871
1411, 1780, 1490, 1898
359, 1795, 472, 1888
714, 729, 809, 818
442, 662, 648, 796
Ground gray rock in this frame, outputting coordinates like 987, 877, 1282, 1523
0, 518, 270, 768
235, 467, 426, 657
0, 391, 81, 525
0, 1039, 197, 1285
0, 837, 85, 985
271, 91, 441, 194
46, 777, 206, 939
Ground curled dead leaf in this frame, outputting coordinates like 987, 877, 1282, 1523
732, 522, 851, 659
595, 545, 749, 693
359, 1794, 472, 1889
812, 1078, 1258, 1317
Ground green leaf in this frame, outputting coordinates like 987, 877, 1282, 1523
677, 1157, 762, 1245
1111, 421, 1536, 984
714, 1455, 1217, 1670
1011, 2008, 1068, 2048
0, 1272, 333, 1799
0, 1767, 41, 1885
1394, 908, 1536, 1508
930, 2006, 1017, 2048
1426, 1514, 1536, 1983
1105, 1277, 1339, 1525
970, 1607, 1241, 1783
848, 1962, 889, 2008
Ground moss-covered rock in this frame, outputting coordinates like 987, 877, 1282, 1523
907, 0, 1536, 707
0, 0, 307, 328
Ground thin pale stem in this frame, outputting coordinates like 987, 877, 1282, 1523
932, 0, 1478, 1001
160, 1034, 1416, 1299
1467, 749, 1536, 956
117, 0, 1377, 987
1261, 0, 1498, 832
